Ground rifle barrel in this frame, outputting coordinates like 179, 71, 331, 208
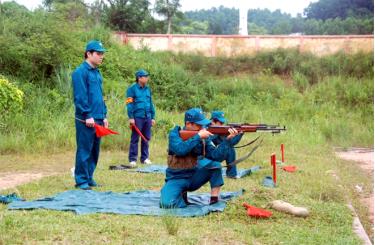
179, 125, 286, 141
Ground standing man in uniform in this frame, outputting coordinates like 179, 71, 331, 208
160, 108, 239, 208
126, 69, 156, 166
210, 111, 243, 178
72, 40, 108, 190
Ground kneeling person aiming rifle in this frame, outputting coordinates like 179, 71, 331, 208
160, 108, 239, 208
210, 111, 243, 178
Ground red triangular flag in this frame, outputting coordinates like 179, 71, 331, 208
243, 203, 272, 218
282, 165, 297, 172
94, 124, 119, 137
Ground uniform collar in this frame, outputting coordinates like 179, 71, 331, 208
83, 61, 97, 70
136, 82, 148, 89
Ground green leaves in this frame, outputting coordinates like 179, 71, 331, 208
0, 77, 24, 119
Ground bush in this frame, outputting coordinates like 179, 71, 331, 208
0, 76, 24, 119
293, 71, 310, 92
172, 49, 374, 85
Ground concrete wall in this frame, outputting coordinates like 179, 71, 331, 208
115, 33, 373, 57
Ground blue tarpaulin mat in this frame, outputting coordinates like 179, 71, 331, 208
8, 189, 244, 217
0, 193, 24, 204
123, 164, 260, 179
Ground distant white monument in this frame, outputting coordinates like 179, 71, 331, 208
239, 7, 248, 35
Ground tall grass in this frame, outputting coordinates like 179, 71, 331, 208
1, 74, 372, 153
174, 49, 373, 83
0, 47, 373, 153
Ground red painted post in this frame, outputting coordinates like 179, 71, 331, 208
271, 153, 276, 185
281, 144, 285, 163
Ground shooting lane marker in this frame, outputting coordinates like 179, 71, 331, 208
277, 144, 298, 173
271, 153, 277, 186
276, 143, 285, 164
262, 153, 277, 188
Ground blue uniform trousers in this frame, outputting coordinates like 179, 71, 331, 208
160, 167, 224, 208
226, 148, 238, 177
74, 119, 103, 188
129, 117, 152, 162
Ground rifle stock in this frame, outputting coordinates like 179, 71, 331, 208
179, 124, 286, 141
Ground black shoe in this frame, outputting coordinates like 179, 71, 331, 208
210, 196, 219, 205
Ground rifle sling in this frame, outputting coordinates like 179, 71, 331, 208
233, 136, 261, 149
206, 137, 264, 170
227, 138, 263, 167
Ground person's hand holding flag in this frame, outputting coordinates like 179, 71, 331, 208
85, 118, 95, 127
77, 118, 119, 137
104, 118, 109, 128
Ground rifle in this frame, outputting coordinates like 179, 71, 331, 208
179, 124, 286, 141
228, 123, 283, 129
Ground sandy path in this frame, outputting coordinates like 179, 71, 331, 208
335, 148, 374, 217
0, 152, 74, 191
336, 147, 374, 171
336, 147, 374, 244
0, 172, 57, 191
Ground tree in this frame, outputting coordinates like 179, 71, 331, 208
90, 0, 106, 26
291, 14, 305, 34
104, 0, 151, 32
248, 23, 268, 34
304, 0, 374, 20
43, 0, 85, 9
154, 0, 181, 34
179, 20, 208, 34
303, 19, 324, 34
184, 6, 238, 34
0, 1, 29, 16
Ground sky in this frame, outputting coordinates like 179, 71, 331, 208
4, 0, 318, 17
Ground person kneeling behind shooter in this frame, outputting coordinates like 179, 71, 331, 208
160, 108, 239, 208
210, 111, 243, 178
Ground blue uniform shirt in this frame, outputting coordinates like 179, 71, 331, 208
126, 83, 155, 119
72, 61, 107, 120
166, 126, 233, 179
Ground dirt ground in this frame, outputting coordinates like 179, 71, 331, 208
0, 152, 73, 191
335, 147, 374, 239
0, 172, 49, 191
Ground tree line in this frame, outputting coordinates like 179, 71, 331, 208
0, 0, 373, 35
183, 1, 373, 35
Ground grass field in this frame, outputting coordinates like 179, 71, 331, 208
0, 7, 373, 243
0, 47, 373, 244
0, 134, 372, 244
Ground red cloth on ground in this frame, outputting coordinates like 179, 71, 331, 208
282, 165, 297, 172
243, 203, 272, 218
